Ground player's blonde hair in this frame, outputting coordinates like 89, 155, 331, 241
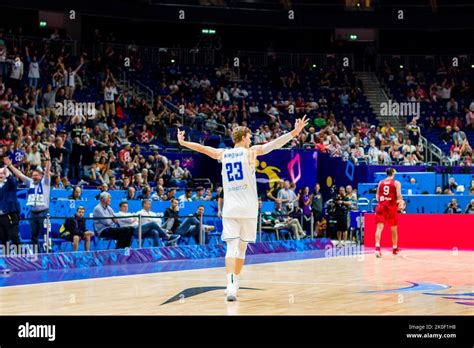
232, 126, 251, 144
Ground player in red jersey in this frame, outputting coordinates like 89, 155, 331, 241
374, 168, 404, 257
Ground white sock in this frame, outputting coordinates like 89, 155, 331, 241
227, 273, 236, 286
393, 245, 397, 249
376, 244, 380, 248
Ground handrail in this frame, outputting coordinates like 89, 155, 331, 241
135, 80, 154, 105
163, 99, 184, 124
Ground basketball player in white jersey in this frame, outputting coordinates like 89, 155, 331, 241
177, 115, 308, 301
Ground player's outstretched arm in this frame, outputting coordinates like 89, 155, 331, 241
252, 115, 309, 156
177, 129, 223, 160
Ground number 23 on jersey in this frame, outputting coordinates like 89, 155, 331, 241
226, 161, 244, 182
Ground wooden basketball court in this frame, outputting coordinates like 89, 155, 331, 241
0, 249, 472, 315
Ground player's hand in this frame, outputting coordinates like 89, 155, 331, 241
218, 210, 222, 218
397, 199, 406, 210
294, 115, 309, 134
177, 129, 185, 144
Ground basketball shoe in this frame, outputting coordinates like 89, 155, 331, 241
375, 246, 382, 258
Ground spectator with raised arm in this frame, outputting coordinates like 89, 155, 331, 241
5, 150, 51, 252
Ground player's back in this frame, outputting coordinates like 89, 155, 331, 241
221, 147, 258, 219
377, 178, 398, 207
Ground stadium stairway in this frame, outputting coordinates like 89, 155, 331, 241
356, 71, 406, 131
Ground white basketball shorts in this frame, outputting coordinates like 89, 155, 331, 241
222, 217, 258, 243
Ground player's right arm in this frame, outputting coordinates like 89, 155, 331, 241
177, 129, 223, 160
395, 180, 403, 203
375, 181, 381, 202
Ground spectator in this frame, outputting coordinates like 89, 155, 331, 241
49, 136, 70, 178
346, 185, 358, 210
125, 187, 136, 200
450, 116, 462, 129
216, 86, 229, 102
164, 198, 181, 233
165, 187, 177, 201
115, 201, 138, 229
452, 126, 466, 145
192, 186, 207, 201
406, 119, 420, 145
5, 151, 51, 252
367, 138, 380, 164
0, 39, 7, 78
92, 192, 134, 249
175, 205, 214, 244
277, 180, 297, 211
444, 199, 461, 214
334, 186, 351, 247
8, 55, 23, 90
151, 185, 166, 201
178, 188, 193, 203
68, 186, 83, 200
136, 186, 152, 200
449, 140, 462, 164
60, 206, 94, 251
94, 183, 109, 200
435, 186, 442, 194
464, 199, 474, 214
446, 98, 458, 113
170, 159, 190, 186
445, 177, 458, 192
272, 199, 306, 240
138, 124, 154, 144
439, 126, 453, 145
136, 199, 179, 246
64, 58, 84, 99
310, 183, 323, 229
25, 46, 45, 88
104, 80, 118, 116
153, 153, 170, 182
0, 163, 21, 255
298, 186, 312, 232
465, 107, 474, 129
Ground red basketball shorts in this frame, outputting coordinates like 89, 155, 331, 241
375, 204, 398, 226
